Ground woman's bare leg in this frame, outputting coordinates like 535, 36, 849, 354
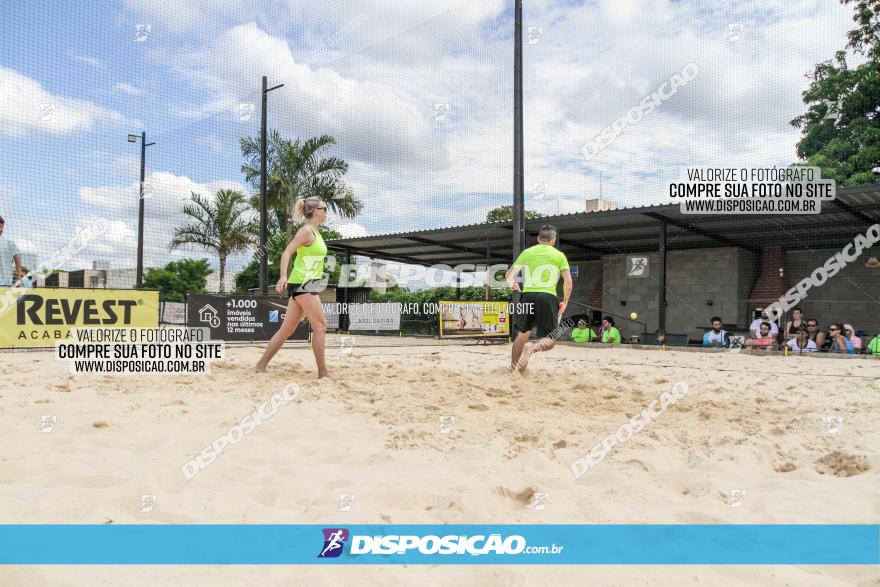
295, 293, 334, 378
255, 298, 303, 372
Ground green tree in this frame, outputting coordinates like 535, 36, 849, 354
143, 259, 212, 302
171, 189, 257, 293
486, 205, 542, 222
791, 0, 880, 186
240, 131, 362, 238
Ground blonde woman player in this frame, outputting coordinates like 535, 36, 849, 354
256, 196, 335, 379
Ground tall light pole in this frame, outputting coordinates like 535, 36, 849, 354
128, 132, 154, 289
513, 0, 524, 304
260, 76, 284, 294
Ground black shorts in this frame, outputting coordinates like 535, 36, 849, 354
515, 292, 559, 338
287, 280, 323, 299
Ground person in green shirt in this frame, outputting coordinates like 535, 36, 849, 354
505, 224, 573, 373
600, 316, 621, 344
868, 334, 880, 355
570, 319, 597, 343
256, 196, 335, 379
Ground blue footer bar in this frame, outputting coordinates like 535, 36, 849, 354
0, 525, 877, 564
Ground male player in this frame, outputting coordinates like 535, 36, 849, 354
506, 224, 572, 373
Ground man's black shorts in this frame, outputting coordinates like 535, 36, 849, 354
515, 292, 559, 338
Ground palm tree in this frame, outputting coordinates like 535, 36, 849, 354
171, 189, 257, 293
240, 131, 362, 239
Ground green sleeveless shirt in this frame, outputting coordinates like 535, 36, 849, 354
288, 228, 327, 284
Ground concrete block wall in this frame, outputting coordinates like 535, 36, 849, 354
781, 246, 880, 335
601, 247, 757, 341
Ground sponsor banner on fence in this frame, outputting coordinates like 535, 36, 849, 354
186, 293, 309, 342
161, 301, 187, 324
0, 288, 159, 348
439, 301, 509, 338
348, 303, 401, 331
0, 524, 875, 564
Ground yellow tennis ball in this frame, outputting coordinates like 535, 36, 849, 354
630, 312, 638, 320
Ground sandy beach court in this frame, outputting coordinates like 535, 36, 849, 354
1, 343, 878, 586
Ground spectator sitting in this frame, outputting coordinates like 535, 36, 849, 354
703, 316, 727, 347
805, 319, 826, 349
654, 329, 667, 346
786, 326, 817, 354
570, 319, 597, 343
745, 321, 775, 350
749, 310, 779, 339
828, 323, 855, 354
868, 333, 880, 355
600, 316, 621, 344
784, 307, 804, 340
844, 323, 862, 352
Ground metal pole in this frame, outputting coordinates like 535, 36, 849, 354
658, 221, 668, 331
513, 0, 524, 308
259, 75, 269, 295
136, 131, 146, 289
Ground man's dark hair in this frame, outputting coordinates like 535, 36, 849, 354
603, 316, 615, 326
760, 321, 772, 331
710, 316, 722, 323
654, 329, 665, 336
538, 225, 557, 241
0, 215, 5, 224
792, 307, 802, 313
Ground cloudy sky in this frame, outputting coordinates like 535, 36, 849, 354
0, 0, 857, 274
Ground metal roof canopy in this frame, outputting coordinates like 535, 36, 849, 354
327, 184, 880, 268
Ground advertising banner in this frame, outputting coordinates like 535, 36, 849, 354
161, 301, 187, 324
186, 293, 309, 342
0, 288, 160, 348
348, 303, 401, 331
439, 301, 509, 338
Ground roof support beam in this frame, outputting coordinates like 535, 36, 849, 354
644, 212, 760, 254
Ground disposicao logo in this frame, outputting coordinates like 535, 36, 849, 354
318, 528, 349, 558
268, 309, 279, 323
318, 530, 533, 558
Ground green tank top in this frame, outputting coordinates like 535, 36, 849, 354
288, 227, 327, 284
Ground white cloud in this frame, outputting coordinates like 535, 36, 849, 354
120, 0, 855, 235
78, 172, 253, 270
67, 52, 103, 68
114, 82, 144, 95
332, 220, 368, 238
0, 66, 132, 138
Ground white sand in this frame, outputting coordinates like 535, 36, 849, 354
1, 343, 878, 586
